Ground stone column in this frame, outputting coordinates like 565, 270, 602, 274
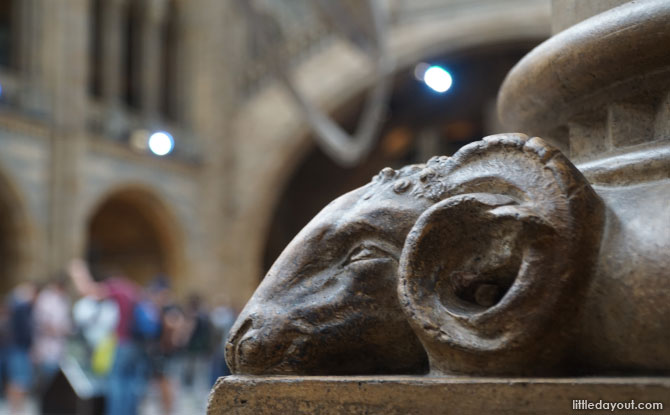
138, 0, 168, 121
100, 0, 127, 138
177, 0, 241, 301
14, 0, 48, 114
100, 0, 126, 105
499, 0, 670, 372
499, 0, 670, 162
43, 0, 89, 276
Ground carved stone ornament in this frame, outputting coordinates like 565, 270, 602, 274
226, 133, 623, 376
223, 0, 670, 380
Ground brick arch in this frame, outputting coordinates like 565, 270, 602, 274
84, 184, 185, 292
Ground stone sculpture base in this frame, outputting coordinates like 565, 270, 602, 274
208, 376, 670, 414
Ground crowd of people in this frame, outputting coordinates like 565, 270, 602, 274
0, 259, 238, 415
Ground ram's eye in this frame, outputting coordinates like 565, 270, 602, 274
345, 243, 389, 265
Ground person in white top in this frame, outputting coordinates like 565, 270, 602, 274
33, 277, 72, 384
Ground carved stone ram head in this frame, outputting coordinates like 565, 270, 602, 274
226, 133, 606, 376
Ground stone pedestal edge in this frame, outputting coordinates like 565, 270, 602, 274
208, 375, 670, 415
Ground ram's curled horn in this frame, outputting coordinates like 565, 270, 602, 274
397, 133, 604, 375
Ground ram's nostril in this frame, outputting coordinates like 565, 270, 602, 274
228, 318, 253, 348
226, 318, 254, 370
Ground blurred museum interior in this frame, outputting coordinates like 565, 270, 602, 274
0, 0, 552, 412
0, 0, 551, 305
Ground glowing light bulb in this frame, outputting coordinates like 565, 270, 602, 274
423, 66, 453, 93
148, 131, 174, 156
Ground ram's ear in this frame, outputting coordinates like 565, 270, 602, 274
397, 134, 604, 376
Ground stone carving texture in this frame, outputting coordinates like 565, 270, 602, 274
224, 133, 659, 376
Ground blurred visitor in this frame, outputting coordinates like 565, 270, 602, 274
32, 275, 72, 389
182, 293, 212, 392
0, 302, 10, 394
72, 288, 120, 376
153, 288, 189, 414
0, 261, 228, 413
133, 277, 167, 411
69, 259, 142, 415
209, 302, 237, 385
6, 282, 36, 414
